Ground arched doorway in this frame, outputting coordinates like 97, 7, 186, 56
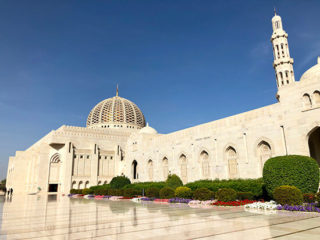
132, 160, 138, 180
48, 153, 61, 192
308, 127, 320, 166
200, 151, 210, 179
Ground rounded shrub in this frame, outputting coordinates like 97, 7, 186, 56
165, 174, 183, 189
110, 176, 131, 189
146, 187, 160, 198
273, 185, 303, 205
216, 188, 237, 202
303, 193, 316, 203
123, 188, 140, 197
237, 192, 254, 200
263, 155, 319, 197
159, 187, 175, 199
193, 188, 214, 201
175, 186, 193, 199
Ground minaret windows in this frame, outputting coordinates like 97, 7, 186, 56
279, 72, 284, 85
275, 21, 280, 29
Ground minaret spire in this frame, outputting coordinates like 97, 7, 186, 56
271, 12, 295, 94
116, 84, 119, 96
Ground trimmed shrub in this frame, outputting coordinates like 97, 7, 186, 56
303, 193, 316, 203
315, 192, 320, 205
89, 184, 110, 195
175, 186, 193, 199
237, 192, 254, 200
216, 188, 237, 202
186, 178, 263, 197
110, 176, 131, 189
146, 187, 160, 198
82, 188, 93, 195
263, 155, 319, 197
108, 188, 124, 196
166, 174, 183, 189
273, 185, 303, 206
159, 187, 175, 199
193, 188, 214, 201
123, 188, 140, 197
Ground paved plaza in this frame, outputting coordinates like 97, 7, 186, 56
0, 195, 320, 239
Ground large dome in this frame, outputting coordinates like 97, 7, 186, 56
300, 57, 320, 83
87, 95, 146, 130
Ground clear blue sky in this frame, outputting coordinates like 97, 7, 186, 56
0, 0, 319, 179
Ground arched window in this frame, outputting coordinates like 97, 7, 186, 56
72, 181, 77, 189
49, 153, 61, 184
162, 157, 169, 180
226, 147, 238, 179
78, 181, 83, 189
147, 160, 153, 181
97, 181, 101, 185
103, 181, 108, 185
132, 160, 138, 180
85, 181, 89, 188
200, 151, 210, 179
258, 141, 272, 172
179, 154, 188, 184
313, 91, 320, 105
303, 94, 312, 109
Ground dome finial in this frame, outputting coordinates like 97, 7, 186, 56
274, 7, 277, 16
116, 84, 119, 96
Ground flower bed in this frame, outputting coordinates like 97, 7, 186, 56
277, 203, 320, 213
119, 196, 133, 200
141, 197, 155, 201
154, 199, 169, 203
169, 198, 192, 204
212, 199, 256, 206
244, 200, 279, 210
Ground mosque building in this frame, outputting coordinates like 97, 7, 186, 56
6, 13, 320, 194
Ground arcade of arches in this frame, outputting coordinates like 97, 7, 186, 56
309, 127, 320, 167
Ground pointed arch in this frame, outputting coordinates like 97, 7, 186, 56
179, 154, 188, 184
199, 150, 210, 179
313, 91, 320, 105
303, 93, 312, 109
162, 157, 169, 180
257, 141, 272, 172
132, 160, 138, 180
147, 159, 153, 181
225, 146, 238, 179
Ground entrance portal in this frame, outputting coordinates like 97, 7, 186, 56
308, 127, 320, 166
48, 184, 58, 192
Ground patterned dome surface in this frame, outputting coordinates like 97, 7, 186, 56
87, 96, 146, 129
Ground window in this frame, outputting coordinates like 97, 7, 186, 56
303, 94, 312, 109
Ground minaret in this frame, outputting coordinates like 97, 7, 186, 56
271, 11, 295, 90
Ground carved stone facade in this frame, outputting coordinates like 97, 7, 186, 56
6, 14, 320, 194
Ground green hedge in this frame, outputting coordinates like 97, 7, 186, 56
159, 187, 175, 199
146, 187, 160, 198
193, 188, 214, 201
216, 188, 237, 202
273, 185, 303, 206
263, 155, 320, 197
123, 182, 166, 195
186, 178, 263, 197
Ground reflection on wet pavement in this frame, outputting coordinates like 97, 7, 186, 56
0, 195, 319, 239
